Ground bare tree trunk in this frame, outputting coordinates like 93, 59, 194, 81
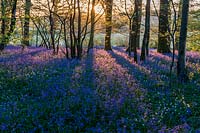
0, 0, 7, 51
36, 26, 39, 47
70, 14, 76, 58
23, 0, 31, 46
32, 18, 49, 48
128, 20, 132, 56
141, 0, 150, 61
177, 0, 189, 82
105, 0, 113, 51
136, 0, 142, 49
77, 0, 82, 59
175, 0, 182, 50
131, 0, 140, 63
87, 0, 96, 53
49, 12, 56, 54
63, 21, 69, 58
158, 0, 171, 53
126, 20, 133, 54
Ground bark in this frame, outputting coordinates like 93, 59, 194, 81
63, 21, 69, 58
175, 0, 183, 50
0, 0, 17, 51
87, 0, 96, 53
70, 14, 76, 58
49, 12, 56, 54
131, 0, 141, 63
141, 0, 150, 61
158, 0, 171, 53
105, 0, 113, 51
23, 0, 31, 46
136, 0, 142, 49
77, 0, 82, 59
177, 0, 189, 82
0, 0, 7, 51
36, 26, 39, 47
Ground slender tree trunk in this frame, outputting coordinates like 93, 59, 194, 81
175, 0, 182, 50
136, 0, 142, 49
131, 0, 140, 63
0, 0, 7, 51
8, 0, 17, 37
49, 12, 56, 54
23, 0, 31, 46
141, 0, 150, 61
32, 18, 49, 48
158, 0, 171, 53
36, 26, 39, 47
77, 0, 82, 59
177, 0, 189, 82
105, 0, 113, 51
70, 14, 75, 58
63, 21, 69, 58
126, 19, 133, 54
87, 0, 96, 53
128, 20, 132, 56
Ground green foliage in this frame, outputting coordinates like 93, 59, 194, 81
187, 33, 200, 52
186, 9, 200, 52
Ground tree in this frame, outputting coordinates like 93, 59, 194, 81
116, 0, 134, 55
135, 0, 142, 49
67, 0, 91, 58
118, 0, 142, 53
130, 0, 142, 53
104, 0, 113, 50
177, 0, 190, 82
87, 0, 96, 53
157, 0, 171, 53
22, 0, 31, 46
0, 0, 18, 51
175, 0, 183, 50
130, 0, 142, 63
141, 0, 150, 61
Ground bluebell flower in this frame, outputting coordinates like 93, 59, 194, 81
186, 107, 192, 115
0, 123, 7, 130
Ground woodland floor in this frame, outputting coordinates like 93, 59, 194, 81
0, 45, 200, 132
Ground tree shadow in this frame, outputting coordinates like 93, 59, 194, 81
108, 49, 158, 91
0, 49, 84, 131
0, 46, 49, 63
63, 49, 105, 132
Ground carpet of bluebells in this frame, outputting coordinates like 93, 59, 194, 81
0, 45, 200, 132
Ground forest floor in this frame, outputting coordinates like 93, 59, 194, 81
0, 45, 200, 132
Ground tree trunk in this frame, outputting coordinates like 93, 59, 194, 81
131, 0, 140, 63
87, 0, 96, 53
70, 14, 76, 58
141, 0, 150, 61
63, 21, 69, 58
49, 12, 56, 54
177, 0, 189, 82
36, 26, 39, 47
158, 0, 171, 53
175, 0, 183, 50
0, 0, 17, 51
105, 0, 113, 51
23, 0, 31, 46
77, 0, 82, 59
0, 0, 7, 51
126, 19, 134, 53
136, 0, 142, 49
